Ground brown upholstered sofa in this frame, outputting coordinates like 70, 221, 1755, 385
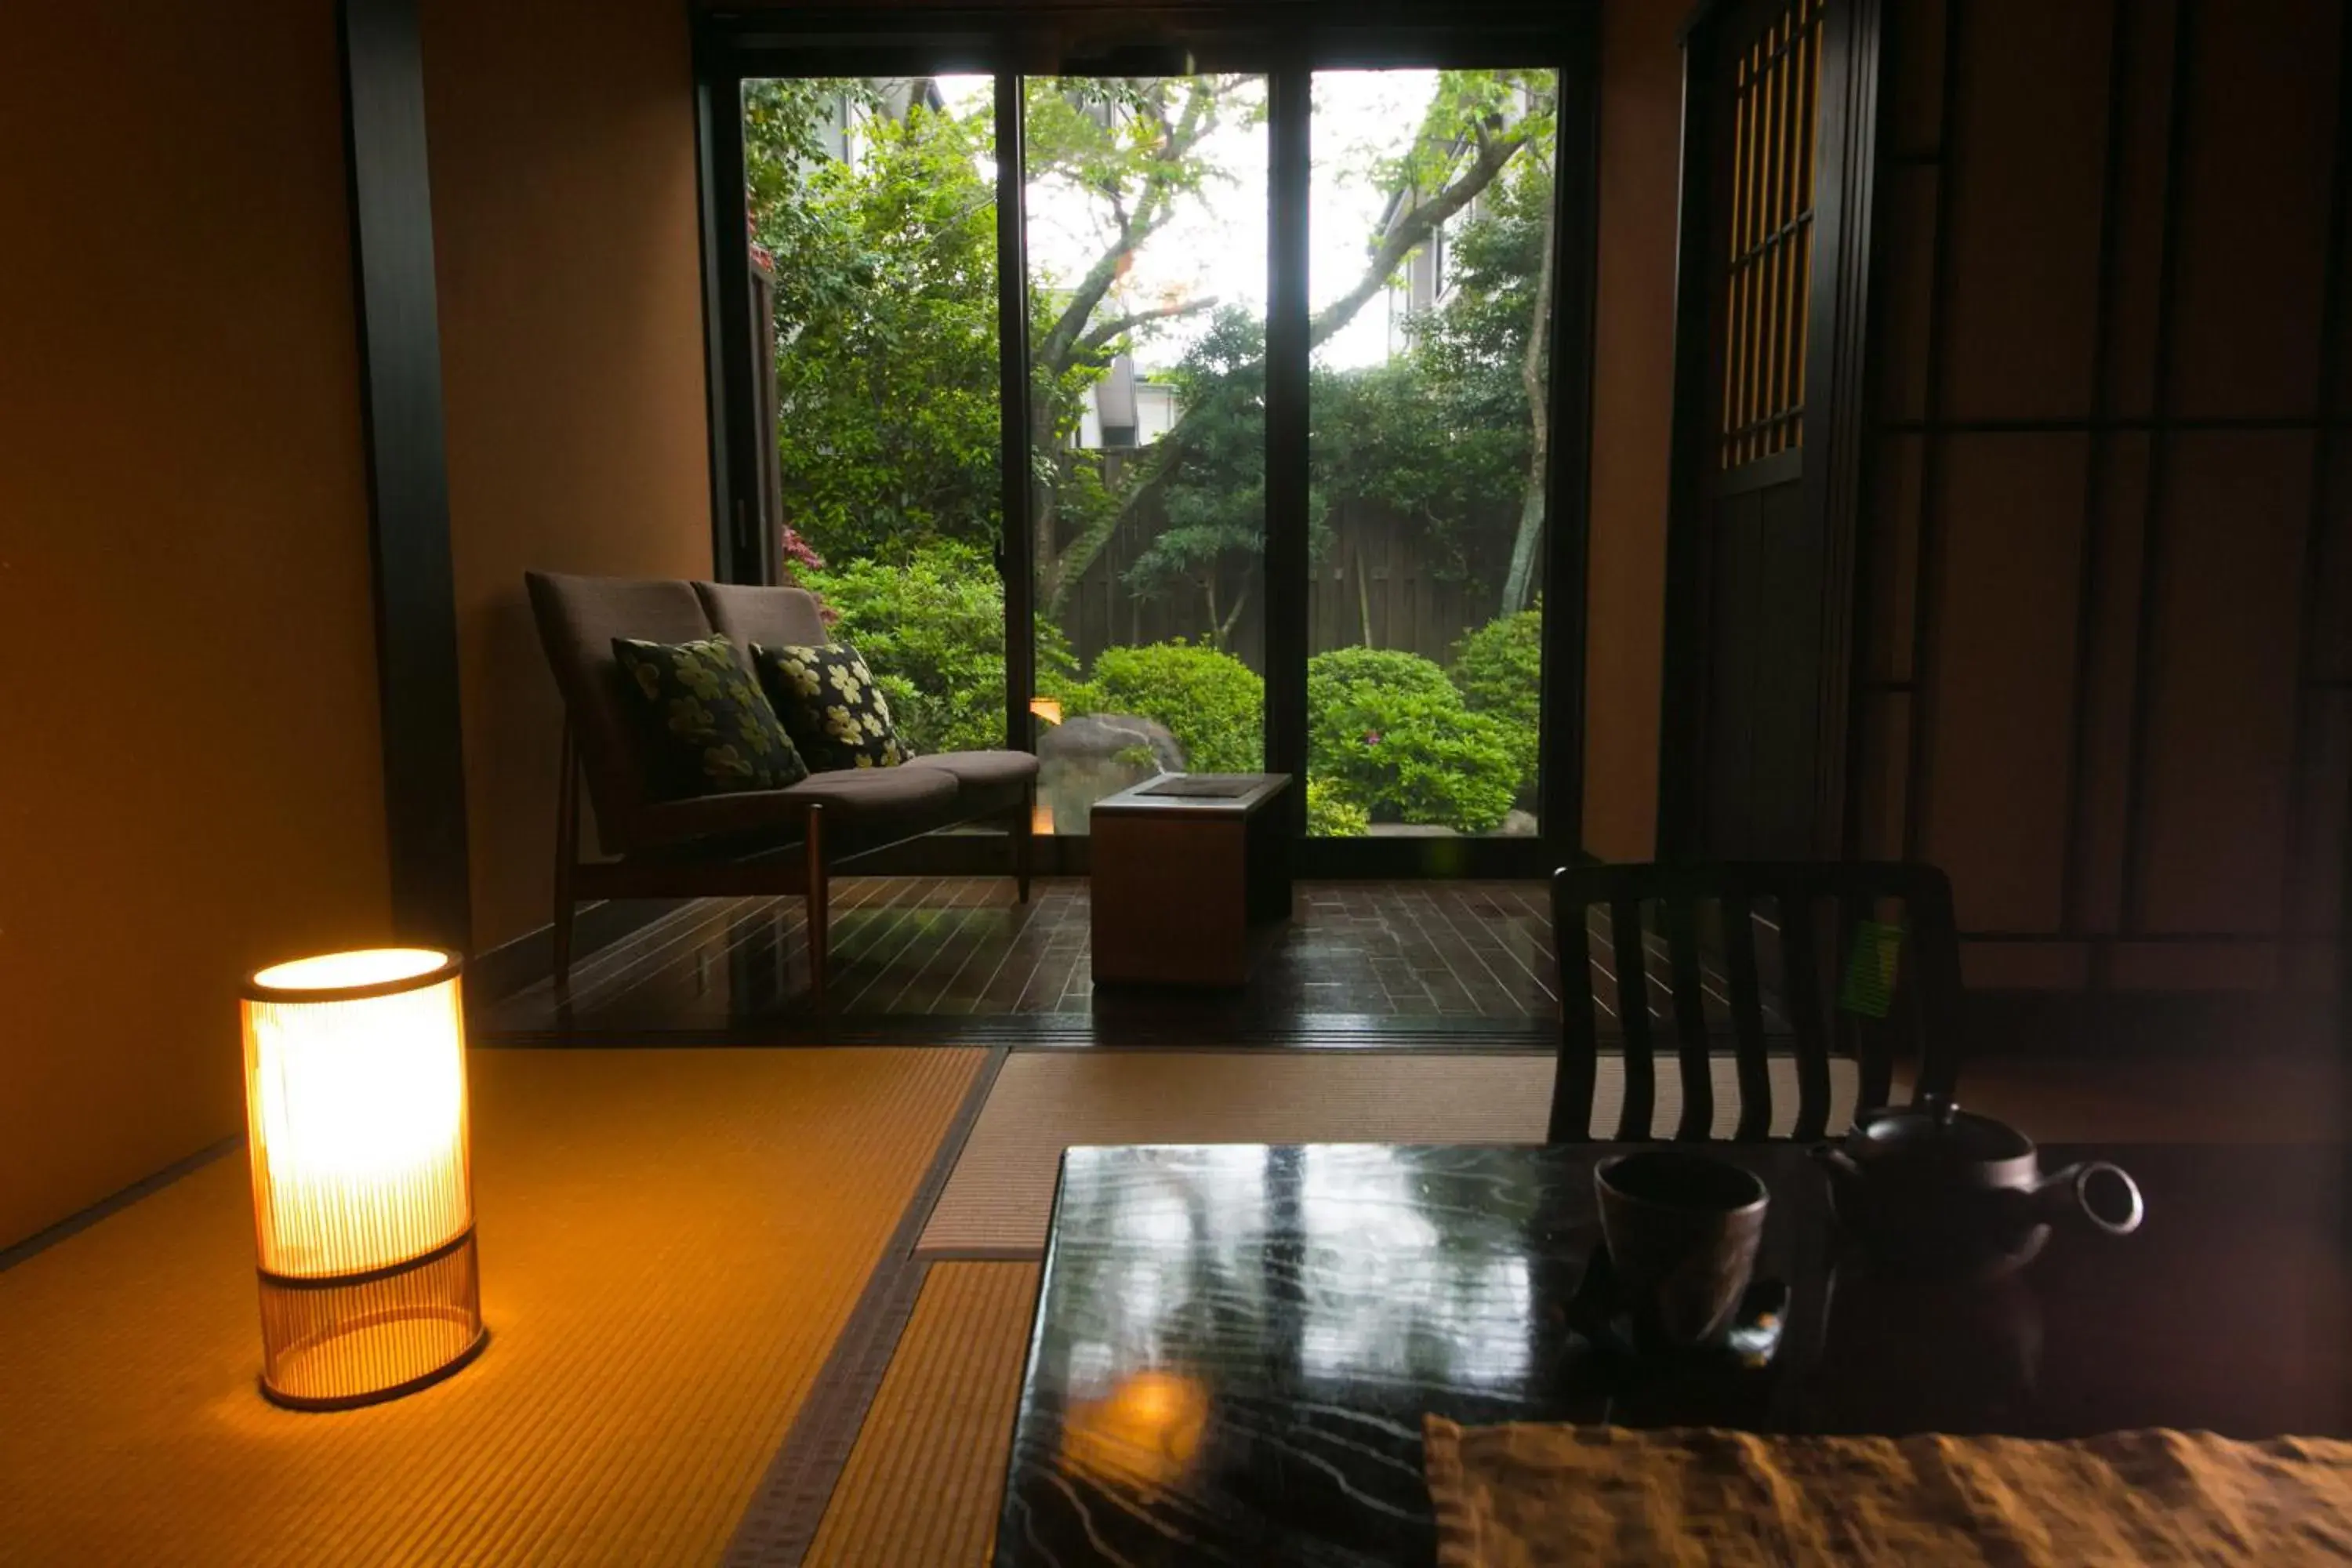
524, 570, 1036, 1000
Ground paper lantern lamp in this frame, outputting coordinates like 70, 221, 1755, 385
241, 947, 485, 1409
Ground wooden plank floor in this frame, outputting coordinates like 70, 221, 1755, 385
484, 878, 1587, 1039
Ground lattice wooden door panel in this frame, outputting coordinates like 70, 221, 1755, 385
1719, 0, 1825, 472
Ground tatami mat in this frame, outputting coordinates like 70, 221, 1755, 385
803, 1261, 1041, 1568
916, 1050, 1860, 1254
0, 1046, 982, 1566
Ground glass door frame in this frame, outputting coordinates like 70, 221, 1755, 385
693, 5, 1600, 879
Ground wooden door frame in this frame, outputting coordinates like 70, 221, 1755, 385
1655, 0, 1886, 862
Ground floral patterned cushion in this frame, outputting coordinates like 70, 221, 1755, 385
752, 642, 913, 771
612, 634, 808, 798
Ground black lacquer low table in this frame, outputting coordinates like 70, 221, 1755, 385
995, 1142, 2350, 1566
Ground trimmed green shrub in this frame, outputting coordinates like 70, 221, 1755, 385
1449, 604, 1542, 799
800, 540, 1073, 756
1305, 644, 1460, 706
1305, 777, 1370, 837
1307, 646, 1520, 833
1058, 640, 1264, 773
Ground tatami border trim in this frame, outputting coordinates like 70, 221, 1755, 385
723, 1044, 1012, 1566
0, 1136, 242, 1275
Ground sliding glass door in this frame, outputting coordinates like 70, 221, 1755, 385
1306, 68, 1559, 844
1020, 73, 1270, 831
704, 20, 1592, 876
737, 74, 1011, 765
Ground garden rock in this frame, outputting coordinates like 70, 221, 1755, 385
1038, 714, 1186, 832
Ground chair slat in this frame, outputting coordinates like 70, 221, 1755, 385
1722, 891, 1773, 1139
1907, 867, 1966, 1102
1838, 888, 1894, 1113
1782, 885, 1835, 1142
1664, 896, 1713, 1141
1547, 875, 1600, 1142
1611, 897, 1656, 1141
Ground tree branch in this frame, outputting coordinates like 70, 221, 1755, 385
1034, 78, 1237, 379
1079, 296, 1220, 354
1307, 125, 1530, 350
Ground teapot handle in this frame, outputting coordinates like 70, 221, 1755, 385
2034, 1161, 2144, 1236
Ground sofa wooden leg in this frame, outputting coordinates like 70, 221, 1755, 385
804, 802, 829, 1005
1014, 782, 1035, 904
552, 720, 581, 986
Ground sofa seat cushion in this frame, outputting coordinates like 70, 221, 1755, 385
630, 763, 959, 851
903, 750, 1040, 789
905, 749, 1036, 817
612, 633, 808, 797
781, 765, 959, 820
753, 642, 913, 771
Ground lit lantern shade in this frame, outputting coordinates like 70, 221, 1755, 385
241, 947, 485, 1409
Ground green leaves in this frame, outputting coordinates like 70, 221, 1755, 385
1450, 603, 1543, 800
747, 81, 1004, 565
1306, 648, 1521, 834
798, 541, 1074, 756
1057, 641, 1265, 774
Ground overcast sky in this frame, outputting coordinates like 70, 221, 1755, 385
934, 71, 1440, 372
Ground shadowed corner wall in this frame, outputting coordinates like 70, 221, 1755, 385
0, 2, 393, 1247
1860, 0, 2350, 1000
421, 0, 715, 956
1581, 0, 1686, 862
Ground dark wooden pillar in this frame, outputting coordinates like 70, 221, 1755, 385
340, 0, 471, 949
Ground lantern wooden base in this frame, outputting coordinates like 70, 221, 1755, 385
256, 1227, 486, 1411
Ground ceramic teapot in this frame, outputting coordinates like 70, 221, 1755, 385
1813, 1095, 2143, 1279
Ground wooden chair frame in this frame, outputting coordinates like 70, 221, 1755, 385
550, 720, 1033, 1004
1548, 861, 1963, 1143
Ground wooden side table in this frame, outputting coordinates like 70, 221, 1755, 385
1088, 773, 1294, 987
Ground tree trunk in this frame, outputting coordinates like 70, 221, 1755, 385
1501, 165, 1558, 615
1218, 577, 1253, 647
1030, 397, 1064, 615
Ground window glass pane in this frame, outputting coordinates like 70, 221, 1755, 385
741, 76, 1007, 758
1023, 75, 1270, 833
1306, 69, 1558, 839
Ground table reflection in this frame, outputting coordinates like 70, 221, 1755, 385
1001, 1142, 2347, 1566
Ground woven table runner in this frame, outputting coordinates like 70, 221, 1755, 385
1424, 1417, 2352, 1566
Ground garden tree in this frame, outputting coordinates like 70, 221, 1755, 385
1406, 139, 1559, 612
1088, 71, 1558, 634
744, 79, 1006, 564
742, 71, 1555, 633
1018, 76, 1254, 616
1117, 310, 1275, 648
1032, 69, 1553, 625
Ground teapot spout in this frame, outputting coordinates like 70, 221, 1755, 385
2031, 1161, 2145, 1236
1811, 1143, 1862, 1182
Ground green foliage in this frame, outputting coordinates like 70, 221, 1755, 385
1057, 640, 1264, 774
745, 82, 1003, 565
1123, 310, 1276, 642
1411, 148, 1555, 390
1305, 778, 1371, 838
1308, 137, 1558, 586
799, 541, 1073, 757
1449, 604, 1544, 799
1307, 648, 1519, 833
1308, 646, 1460, 704
742, 70, 1563, 688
